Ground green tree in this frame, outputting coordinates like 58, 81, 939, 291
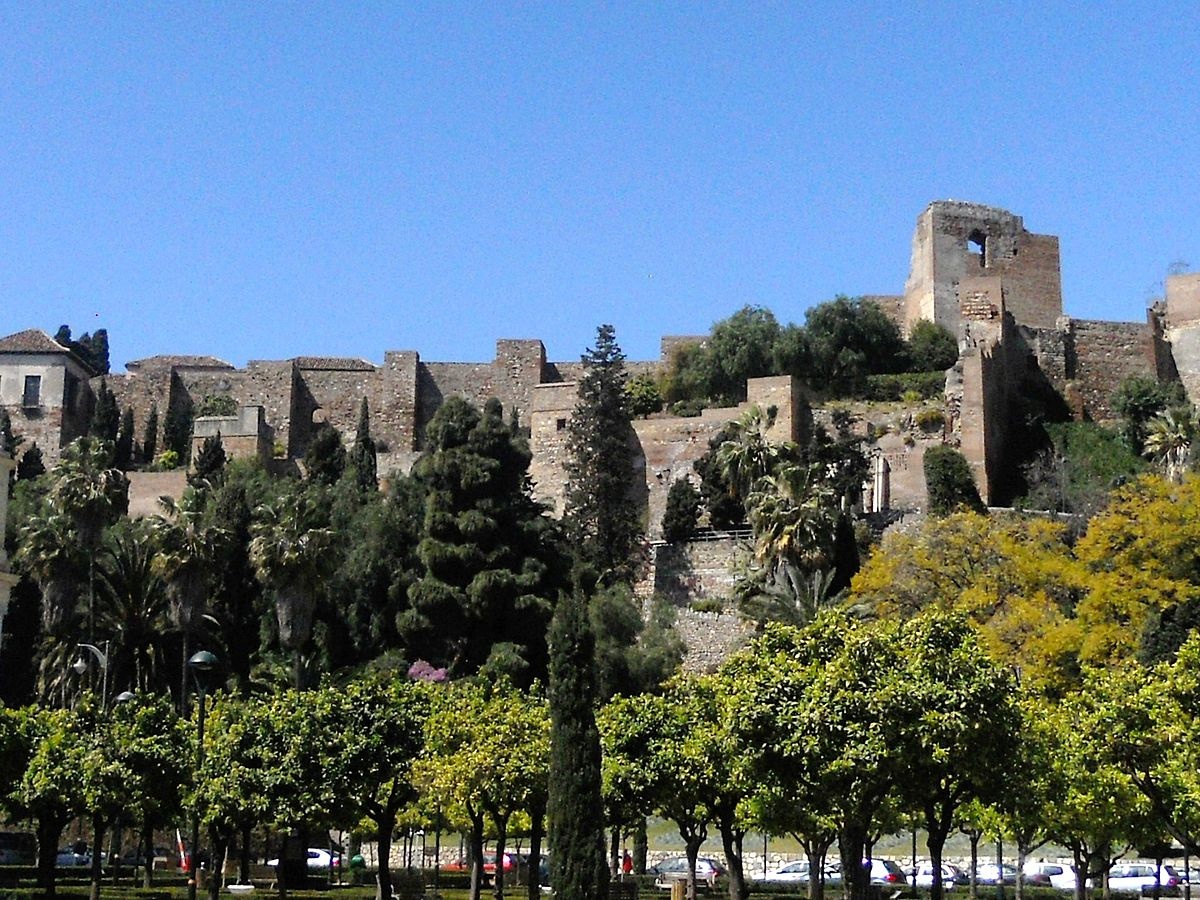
404, 397, 559, 683
563, 324, 643, 584
142, 404, 159, 463
661, 478, 701, 543
924, 445, 985, 516
189, 432, 227, 489
705, 306, 782, 403
805, 296, 907, 390
1143, 405, 1198, 483
694, 425, 746, 529
905, 319, 959, 372
248, 484, 337, 688
895, 613, 1020, 900
163, 391, 193, 462
17, 443, 46, 482
96, 518, 170, 694
590, 584, 684, 700
114, 406, 135, 470
152, 489, 225, 709
548, 582, 608, 900
625, 374, 664, 418
1, 407, 23, 461
347, 396, 378, 493
91, 379, 120, 442
1113, 376, 1187, 456
304, 423, 346, 486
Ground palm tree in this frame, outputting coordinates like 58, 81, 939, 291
745, 461, 838, 572
1144, 404, 1198, 484
95, 519, 170, 694
152, 489, 224, 710
48, 437, 129, 639
736, 562, 840, 627
715, 405, 785, 503
248, 487, 336, 689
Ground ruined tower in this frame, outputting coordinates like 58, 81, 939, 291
902, 201, 1063, 338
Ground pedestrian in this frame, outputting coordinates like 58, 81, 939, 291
622, 849, 633, 876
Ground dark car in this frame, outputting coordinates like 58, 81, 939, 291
0, 832, 37, 865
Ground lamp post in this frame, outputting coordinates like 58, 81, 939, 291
187, 650, 217, 900
73, 641, 110, 709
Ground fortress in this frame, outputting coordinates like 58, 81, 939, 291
4, 200, 1200, 531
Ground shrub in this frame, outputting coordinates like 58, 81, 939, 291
662, 478, 701, 543
915, 408, 945, 432
856, 372, 946, 402
670, 399, 707, 418
153, 449, 180, 470
194, 393, 238, 417
924, 445, 985, 515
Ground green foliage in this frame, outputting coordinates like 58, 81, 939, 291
153, 449, 180, 470
915, 407, 945, 431
694, 425, 745, 529
194, 393, 238, 417
1019, 422, 1144, 516
590, 586, 684, 699
304, 423, 347, 486
0, 408, 22, 458
661, 478, 701, 543
856, 371, 946, 402
189, 432, 227, 488
923, 445, 985, 516
625, 373, 664, 418
564, 325, 643, 584
1113, 375, 1187, 455
347, 396, 378, 493
90, 379, 120, 442
142, 404, 159, 463
548, 583, 609, 900
162, 391, 192, 462
55, 325, 110, 374
904, 319, 959, 372
114, 405, 134, 470
405, 397, 560, 683
805, 295, 907, 390
16, 443, 45, 482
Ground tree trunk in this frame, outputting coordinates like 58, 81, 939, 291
609, 826, 620, 879
1072, 847, 1087, 900
36, 817, 63, 898
839, 823, 871, 900
926, 815, 952, 900
89, 814, 106, 900
468, 809, 486, 900
1016, 845, 1029, 900
239, 822, 252, 886
969, 832, 981, 900
376, 818, 394, 900
526, 800, 545, 900
719, 821, 747, 900
208, 832, 229, 900
633, 819, 648, 874
141, 821, 154, 888
800, 833, 833, 900
493, 813, 510, 900
685, 834, 704, 900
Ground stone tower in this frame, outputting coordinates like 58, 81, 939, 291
902, 201, 1063, 338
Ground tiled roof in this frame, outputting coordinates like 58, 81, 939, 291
295, 356, 376, 371
126, 355, 234, 371
0, 329, 70, 354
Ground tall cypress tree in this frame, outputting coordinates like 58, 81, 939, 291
114, 407, 135, 470
347, 397, 378, 493
563, 325, 642, 584
142, 404, 159, 463
91, 379, 120, 442
548, 580, 609, 900
190, 432, 227, 488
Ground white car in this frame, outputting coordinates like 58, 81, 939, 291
1024, 861, 1076, 891
911, 863, 968, 889
266, 848, 341, 870
757, 859, 827, 883
1107, 863, 1179, 893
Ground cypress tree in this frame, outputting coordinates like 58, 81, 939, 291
91, 379, 120, 442
347, 397, 378, 493
114, 407, 135, 470
563, 325, 642, 583
547, 581, 609, 900
16, 444, 45, 481
661, 478, 701, 544
190, 432, 227, 488
142, 404, 159, 463
163, 393, 192, 461
304, 423, 346, 486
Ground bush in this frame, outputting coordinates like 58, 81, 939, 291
195, 393, 238, 417
856, 372, 946, 402
915, 408, 945, 432
671, 399, 708, 418
152, 449, 180, 470
924, 444, 985, 515
662, 478, 702, 543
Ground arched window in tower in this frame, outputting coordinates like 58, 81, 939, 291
967, 230, 987, 268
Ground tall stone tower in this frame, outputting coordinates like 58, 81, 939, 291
902, 201, 1063, 338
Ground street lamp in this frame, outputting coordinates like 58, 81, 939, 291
73, 641, 110, 709
187, 650, 217, 900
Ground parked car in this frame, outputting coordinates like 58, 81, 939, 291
826, 859, 908, 886
119, 846, 174, 869
974, 863, 1019, 885
482, 851, 524, 878
56, 845, 91, 868
266, 848, 341, 870
1108, 863, 1179, 893
0, 832, 37, 865
757, 859, 826, 883
1024, 861, 1077, 890
911, 862, 969, 889
650, 856, 726, 887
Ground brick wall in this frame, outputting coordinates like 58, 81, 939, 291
1064, 319, 1157, 423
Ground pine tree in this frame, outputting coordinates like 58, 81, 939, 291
91, 379, 120, 442
16, 444, 45, 481
114, 406, 135, 470
548, 580, 609, 900
347, 397, 378, 493
190, 432, 227, 488
142, 404, 159, 463
563, 325, 643, 583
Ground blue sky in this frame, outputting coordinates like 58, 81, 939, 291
1, 3, 1197, 368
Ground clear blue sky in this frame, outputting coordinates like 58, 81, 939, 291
1, 3, 1197, 368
